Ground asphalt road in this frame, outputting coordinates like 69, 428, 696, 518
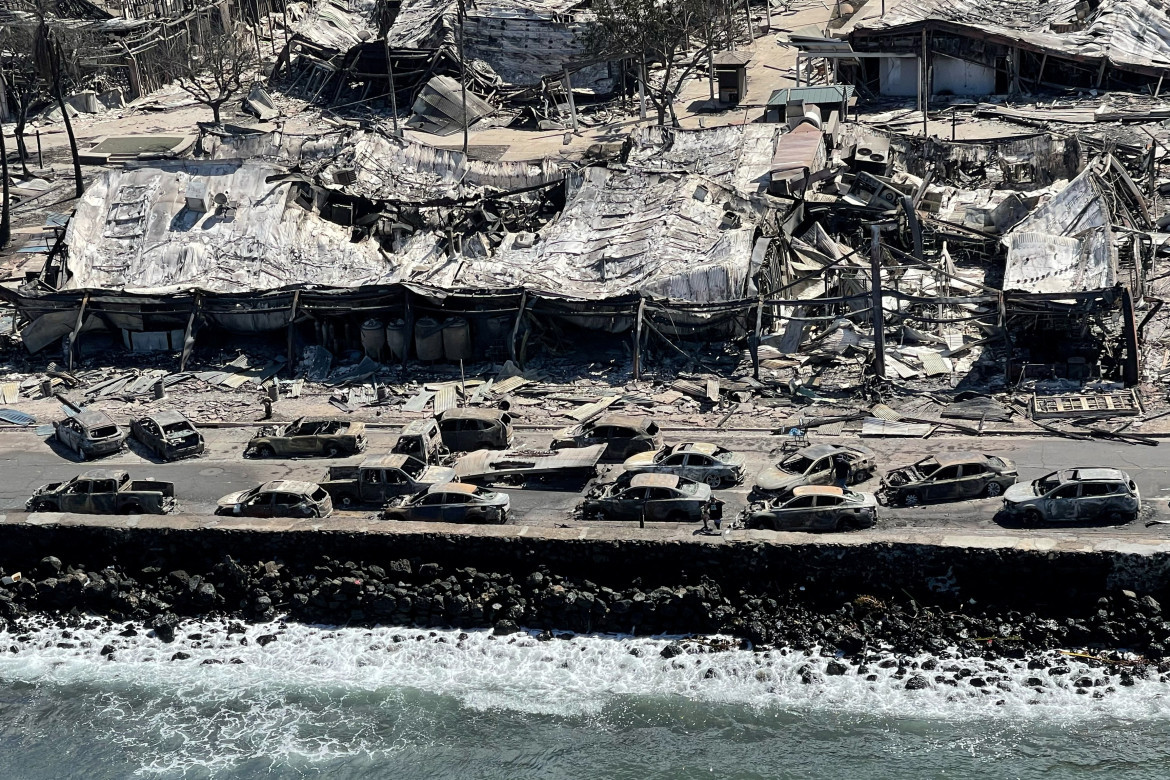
4, 427, 1170, 536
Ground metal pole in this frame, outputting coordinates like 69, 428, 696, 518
36, 130, 43, 168
458, 0, 468, 154
869, 224, 886, 381
384, 38, 399, 132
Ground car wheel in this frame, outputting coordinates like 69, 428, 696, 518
704, 474, 724, 489
326, 444, 342, 458
985, 482, 1003, 498
122, 503, 142, 515
665, 511, 688, 523
903, 491, 921, 507
338, 494, 355, 508
836, 517, 860, 532
1105, 510, 1127, 525
1023, 509, 1044, 527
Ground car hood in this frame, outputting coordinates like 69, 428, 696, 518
1003, 483, 1036, 503
755, 467, 805, 492
419, 466, 457, 486
551, 425, 583, 441
623, 451, 658, 468
721, 453, 747, 468
217, 491, 248, 507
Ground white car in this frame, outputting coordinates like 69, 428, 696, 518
1002, 468, 1140, 525
622, 442, 746, 488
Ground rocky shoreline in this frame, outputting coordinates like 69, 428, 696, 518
3, 552, 1169, 682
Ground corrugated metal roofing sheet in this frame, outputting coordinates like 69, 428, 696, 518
766, 85, 855, 106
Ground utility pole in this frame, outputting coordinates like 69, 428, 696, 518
868, 222, 892, 381
383, 37, 399, 132
457, 0, 469, 154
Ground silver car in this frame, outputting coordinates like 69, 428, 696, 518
754, 443, 876, 495
742, 485, 878, 532
1003, 468, 1140, 525
622, 442, 746, 488
382, 482, 510, 524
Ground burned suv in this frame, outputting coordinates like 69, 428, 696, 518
1002, 468, 1140, 525
882, 452, 1017, 506
551, 414, 663, 462
53, 410, 126, 461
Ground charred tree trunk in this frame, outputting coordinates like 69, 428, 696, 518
0, 118, 10, 250
53, 84, 84, 199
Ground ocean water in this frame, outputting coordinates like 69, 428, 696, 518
0, 618, 1168, 779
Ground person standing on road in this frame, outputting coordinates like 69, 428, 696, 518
833, 454, 850, 490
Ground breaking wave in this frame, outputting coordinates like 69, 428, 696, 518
1, 617, 1169, 777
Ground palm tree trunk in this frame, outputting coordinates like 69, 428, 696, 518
54, 87, 84, 199
0, 119, 10, 249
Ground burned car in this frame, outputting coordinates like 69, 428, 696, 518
1002, 468, 1141, 525
580, 473, 722, 523
246, 418, 366, 458
753, 444, 876, 496
53, 409, 126, 461
551, 414, 663, 462
742, 485, 877, 532
391, 418, 448, 463
216, 480, 333, 518
320, 454, 457, 508
437, 408, 514, 451
130, 411, 205, 461
27, 470, 175, 515
382, 482, 510, 524
622, 442, 746, 488
882, 452, 1017, 507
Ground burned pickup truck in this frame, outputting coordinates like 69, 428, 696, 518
27, 470, 176, 514
246, 418, 367, 458
319, 454, 457, 508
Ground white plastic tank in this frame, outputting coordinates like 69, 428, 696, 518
385, 319, 408, 361
414, 317, 444, 362
360, 319, 385, 360
442, 317, 472, 362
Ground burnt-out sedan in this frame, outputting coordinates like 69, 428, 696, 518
881, 452, 1017, 507
382, 483, 510, 524
753, 444, 876, 496
622, 442, 746, 488
246, 418, 367, 458
580, 473, 722, 523
216, 480, 334, 518
551, 414, 663, 462
742, 486, 877, 532
130, 411, 205, 461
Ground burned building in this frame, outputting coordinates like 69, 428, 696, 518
849, 0, 1170, 96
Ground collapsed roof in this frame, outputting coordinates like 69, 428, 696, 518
314, 130, 561, 201
407, 165, 767, 301
62, 159, 396, 293
1001, 163, 1115, 294
857, 0, 1170, 75
625, 125, 782, 196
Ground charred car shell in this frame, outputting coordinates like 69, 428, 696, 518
882, 452, 1017, 506
1003, 468, 1140, 525
53, 410, 126, 461
382, 482, 510, 524
130, 411, 205, 461
742, 485, 877, 532
551, 414, 663, 462
754, 443, 876, 495
580, 473, 721, 522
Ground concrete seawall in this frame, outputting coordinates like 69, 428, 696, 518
3, 514, 1170, 614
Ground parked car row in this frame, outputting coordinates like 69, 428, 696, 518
35, 406, 1144, 528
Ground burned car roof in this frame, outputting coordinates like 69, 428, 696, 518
141, 410, 191, 426
1067, 468, 1129, 481
363, 454, 414, 469
797, 444, 850, 459
75, 409, 117, 427
440, 408, 508, 421
78, 470, 127, 481
791, 485, 845, 497
630, 473, 681, 489
930, 451, 989, 467
593, 414, 656, 429
259, 480, 318, 494
428, 482, 479, 494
